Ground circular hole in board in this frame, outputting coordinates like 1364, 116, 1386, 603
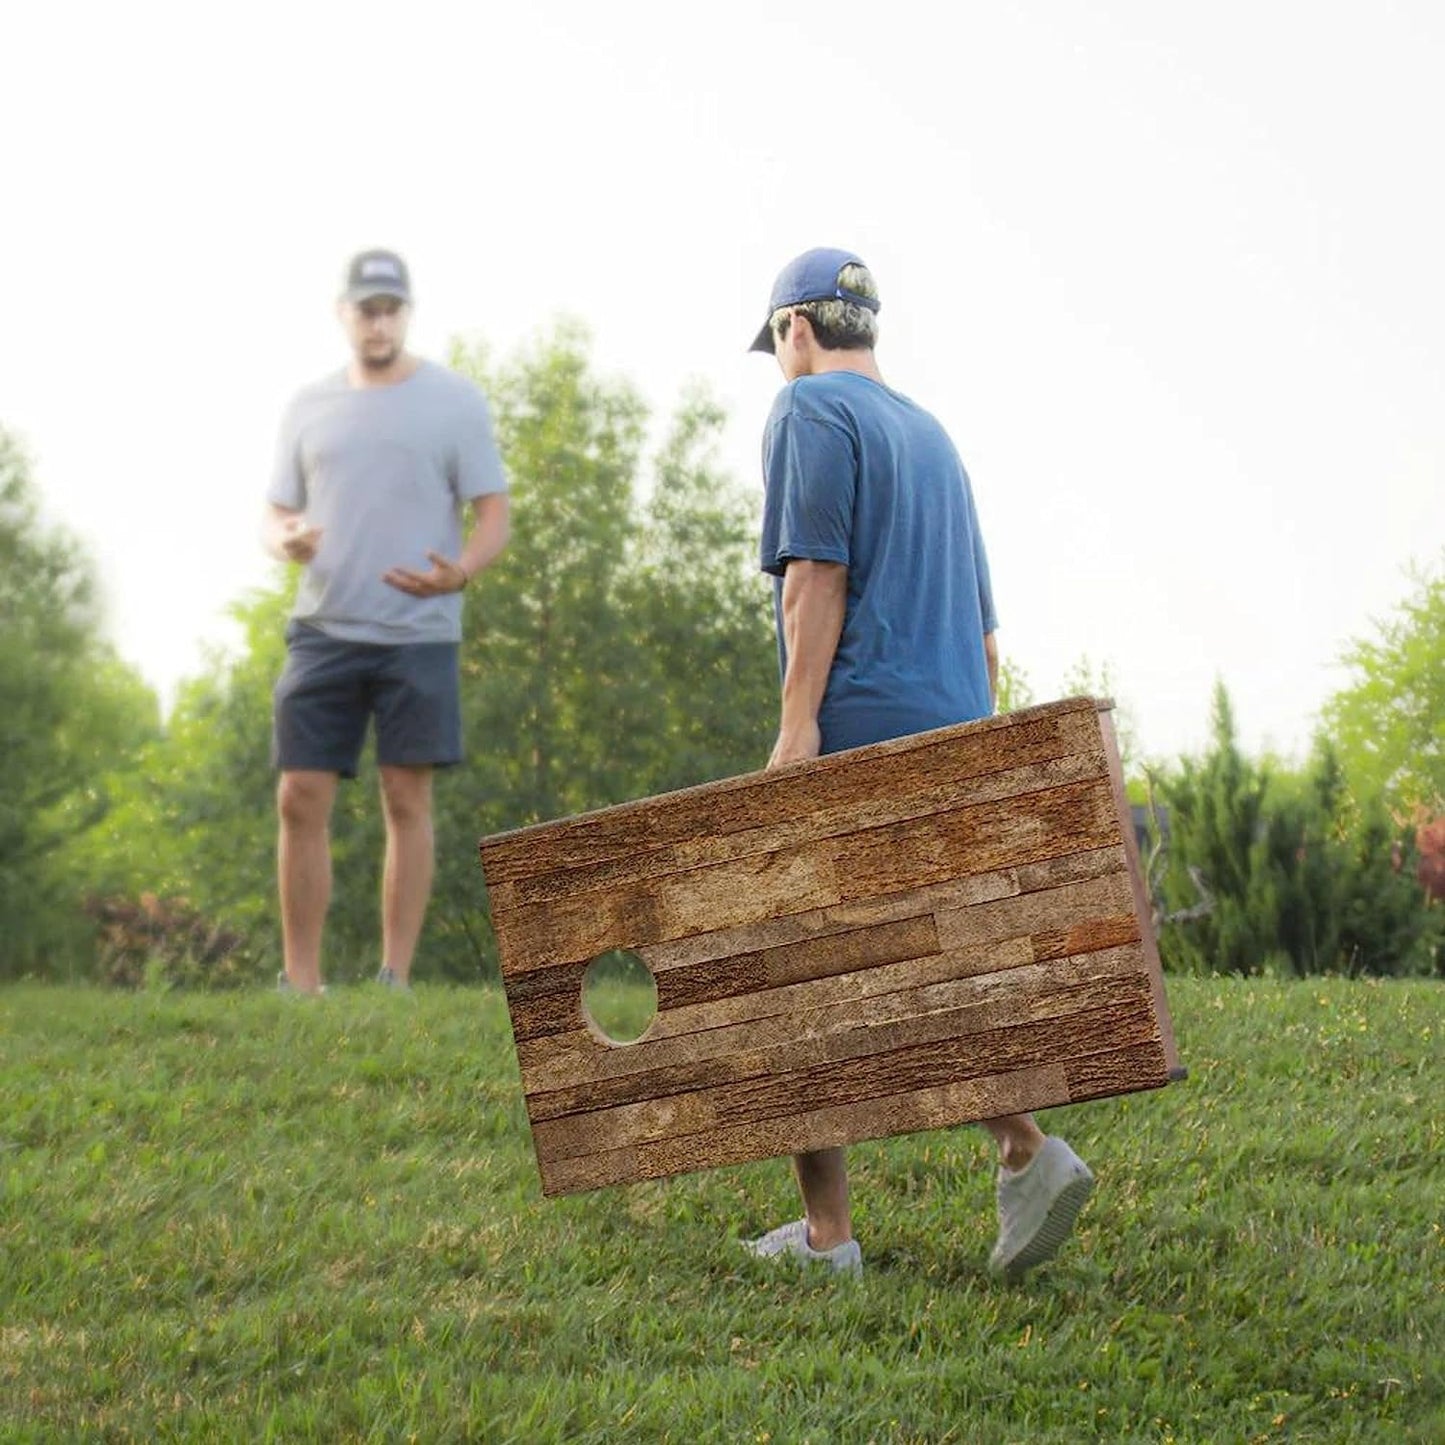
581, 949, 659, 1045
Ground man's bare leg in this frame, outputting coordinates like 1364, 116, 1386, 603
378, 764, 434, 985
794, 1115, 1044, 1242
982, 1113, 1048, 1170
793, 1146, 853, 1249
277, 769, 339, 993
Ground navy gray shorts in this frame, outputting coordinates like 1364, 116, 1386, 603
272, 621, 463, 777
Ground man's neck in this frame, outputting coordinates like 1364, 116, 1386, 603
806, 348, 885, 385
347, 353, 420, 389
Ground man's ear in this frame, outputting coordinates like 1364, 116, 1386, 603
788, 312, 822, 372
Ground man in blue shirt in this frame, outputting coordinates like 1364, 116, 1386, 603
744, 247, 1094, 1278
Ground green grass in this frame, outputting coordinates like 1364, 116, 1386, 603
0, 977, 1439, 1443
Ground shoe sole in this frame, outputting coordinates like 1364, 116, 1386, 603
998, 1171, 1095, 1279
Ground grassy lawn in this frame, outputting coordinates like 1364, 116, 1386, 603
0, 975, 1439, 1443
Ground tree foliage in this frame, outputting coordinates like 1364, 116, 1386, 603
1321, 556, 1445, 813
994, 657, 1035, 715
0, 429, 161, 977
73, 580, 299, 975
426, 331, 777, 977
1157, 683, 1440, 977
1059, 654, 1140, 777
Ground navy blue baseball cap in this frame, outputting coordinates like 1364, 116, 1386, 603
342, 248, 412, 303
749, 246, 881, 353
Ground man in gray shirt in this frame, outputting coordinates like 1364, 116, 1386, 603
265, 249, 510, 994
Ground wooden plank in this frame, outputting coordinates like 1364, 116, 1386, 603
494, 776, 1119, 975
1066, 1039, 1172, 1101
504, 912, 939, 1010
506, 972, 588, 1044
480, 698, 1102, 887
532, 992, 1160, 1165
559, 937, 1048, 1055
515, 935, 1045, 1083
539, 1063, 1072, 1195
504, 872, 1140, 1046
631, 844, 1127, 977
490, 746, 1108, 913
527, 968, 1155, 1137
655, 914, 940, 1011
507, 916, 937, 1043
646, 862, 1022, 971
491, 844, 841, 975
933, 868, 1134, 952
833, 779, 1117, 902
516, 943, 1153, 1099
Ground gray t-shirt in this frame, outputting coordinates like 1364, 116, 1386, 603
268, 360, 508, 644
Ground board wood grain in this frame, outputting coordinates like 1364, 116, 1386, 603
478, 697, 1182, 1196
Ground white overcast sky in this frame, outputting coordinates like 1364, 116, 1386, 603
4, 2, 1441, 764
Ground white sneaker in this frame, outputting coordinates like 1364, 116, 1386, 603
742, 1219, 863, 1276
276, 971, 326, 996
990, 1137, 1095, 1279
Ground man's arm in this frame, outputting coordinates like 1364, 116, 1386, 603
458, 492, 510, 580
262, 502, 323, 564
771, 559, 848, 767
383, 492, 511, 597
984, 630, 999, 712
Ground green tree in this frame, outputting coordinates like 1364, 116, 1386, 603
1157, 682, 1440, 977
429, 331, 776, 977
448, 323, 654, 830
625, 382, 777, 794
1322, 555, 1445, 812
1156, 683, 1272, 975
994, 657, 1035, 714
0, 429, 161, 977
79, 581, 303, 963
1060, 653, 1140, 776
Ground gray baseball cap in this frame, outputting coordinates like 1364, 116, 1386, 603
342, 249, 412, 303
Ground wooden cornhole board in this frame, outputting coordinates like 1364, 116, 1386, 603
479, 698, 1181, 1197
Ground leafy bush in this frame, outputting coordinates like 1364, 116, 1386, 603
1156, 684, 1442, 977
83, 893, 258, 990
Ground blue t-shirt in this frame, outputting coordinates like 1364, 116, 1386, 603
760, 371, 997, 754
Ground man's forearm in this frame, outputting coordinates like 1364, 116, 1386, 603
779, 560, 847, 734
459, 494, 511, 580
984, 631, 999, 712
263, 504, 304, 562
